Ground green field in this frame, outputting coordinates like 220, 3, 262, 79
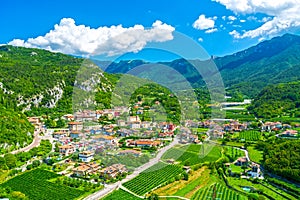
247, 146, 263, 163
239, 130, 261, 141
1, 169, 85, 200
102, 189, 141, 200
123, 162, 183, 196
162, 144, 222, 166
224, 146, 245, 162
191, 183, 247, 200
228, 177, 297, 200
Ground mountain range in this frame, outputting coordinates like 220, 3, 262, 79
98, 33, 300, 98
0, 33, 299, 112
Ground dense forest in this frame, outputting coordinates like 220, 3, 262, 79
248, 81, 300, 118
258, 140, 300, 183
0, 91, 34, 153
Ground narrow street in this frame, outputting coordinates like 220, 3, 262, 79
83, 137, 179, 200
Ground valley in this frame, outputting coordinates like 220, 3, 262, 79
0, 34, 300, 200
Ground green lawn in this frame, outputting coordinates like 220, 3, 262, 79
229, 164, 244, 174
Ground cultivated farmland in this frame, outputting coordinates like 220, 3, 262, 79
192, 183, 247, 200
1, 169, 85, 200
123, 162, 183, 196
239, 130, 261, 141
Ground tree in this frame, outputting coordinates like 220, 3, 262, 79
183, 172, 189, 180
147, 193, 159, 200
10, 191, 27, 199
56, 119, 66, 128
32, 160, 41, 168
4, 154, 17, 169
0, 157, 8, 170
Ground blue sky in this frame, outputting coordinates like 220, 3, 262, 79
1, 0, 300, 60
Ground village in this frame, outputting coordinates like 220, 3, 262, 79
24, 101, 299, 186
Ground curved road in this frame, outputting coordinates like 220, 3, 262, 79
9, 131, 41, 155
83, 137, 179, 200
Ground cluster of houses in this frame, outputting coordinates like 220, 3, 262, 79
225, 157, 263, 179
72, 162, 128, 179
185, 119, 249, 139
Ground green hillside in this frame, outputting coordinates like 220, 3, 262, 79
248, 81, 300, 118
0, 91, 34, 153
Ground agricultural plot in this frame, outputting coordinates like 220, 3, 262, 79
123, 162, 183, 196
162, 144, 221, 166
1, 169, 85, 200
239, 130, 261, 141
247, 146, 263, 163
191, 183, 247, 200
224, 146, 245, 162
102, 189, 141, 200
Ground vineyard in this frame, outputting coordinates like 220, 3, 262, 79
224, 146, 245, 162
1, 169, 85, 200
162, 144, 221, 166
102, 189, 141, 200
123, 162, 183, 196
192, 183, 247, 200
239, 130, 261, 141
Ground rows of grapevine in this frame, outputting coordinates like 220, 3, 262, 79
178, 145, 221, 165
239, 131, 261, 141
1, 169, 85, 200
186, 144, 201, 153
162, 144, 221, 166
142, 161, 168, 173
224, 147, 245, 162
192, 183, 247, 200
162, 147, 186, 160
123, 162, 183, 196
102, 189, 141, 200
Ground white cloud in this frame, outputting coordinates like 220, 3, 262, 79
240, 19, 246, 23
198, 37, 204, 42
8, 18, 175, 56
228, 16, 237, 21
229, 30, 241, 38
193, 14, 216, 30
214, 0, 300, 39
205, 28, 218, 33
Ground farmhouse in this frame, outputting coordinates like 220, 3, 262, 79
262, 122, 282, 131
235, 157, 248, 166
247, 163, 261, 178
281, 129, 298, 137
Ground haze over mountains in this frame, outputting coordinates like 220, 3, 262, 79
98, 33, 300, 97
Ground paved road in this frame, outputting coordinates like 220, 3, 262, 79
10, 131, 42, 155
83, 137, 179, 200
